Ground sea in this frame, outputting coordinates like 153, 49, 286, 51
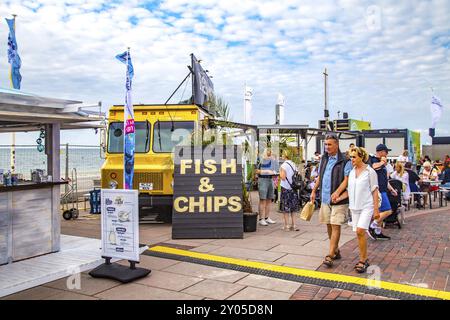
0, 145, 104, 192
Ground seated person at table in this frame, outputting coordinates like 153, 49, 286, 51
442, 162, 450, 188
419, 161, 438, 207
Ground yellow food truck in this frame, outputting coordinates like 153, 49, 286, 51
101, 103, 213, 222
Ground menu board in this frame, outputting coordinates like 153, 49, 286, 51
172, 145, 244, 239
101, 189, 139, 262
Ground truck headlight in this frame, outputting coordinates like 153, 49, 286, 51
109, 180, 118, 189
171, 180, 174, 189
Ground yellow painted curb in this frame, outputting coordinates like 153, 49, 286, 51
148, 245, 449, 300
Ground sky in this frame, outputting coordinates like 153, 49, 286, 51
0, 0, 449, 147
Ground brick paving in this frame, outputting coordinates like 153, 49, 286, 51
290, 206, 450, 300
314, 207, 450, 291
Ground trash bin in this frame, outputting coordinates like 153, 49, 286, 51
89, 188, 101, 214
243, 212, 258, 232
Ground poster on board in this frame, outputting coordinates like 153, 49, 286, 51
101, 189, 139, 262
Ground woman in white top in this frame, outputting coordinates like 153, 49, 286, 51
279, 149, 300, 231
390, 162, 410, 204
397, 150, 409, 164
348, 147, 380, 273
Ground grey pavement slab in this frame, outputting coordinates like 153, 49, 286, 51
95, 283, 203, 300
243, 235, 311, 247
190, 244, 223, 253
296, 232, 330, 241
302, 240, 332, 250
265, 229, 305, 238
270, 244, 328, 258
163, 262, 248, 283
212, 246, 286, 262
236, 274, 301, 294
135, 270, 204, 291
182, 279, 245, 300
276, 254, 325, 270
44, 272, 121, 296
227, 286, 292, 300
117, 255, 181, 271
43, 291, 99, 300
2, 286, 62, 300
209, 238, 279, 251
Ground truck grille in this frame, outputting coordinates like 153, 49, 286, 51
133, 172, 164, 190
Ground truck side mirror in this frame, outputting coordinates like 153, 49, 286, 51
100, 127, 107, 159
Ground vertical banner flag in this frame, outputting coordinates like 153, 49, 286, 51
191, 53, 214, 110
430, 95, 444, 129
244, 85, 253, 124
5, 17, 22, 89
116, 49, 135, 189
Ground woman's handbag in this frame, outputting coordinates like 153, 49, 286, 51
300, 201, 315, 221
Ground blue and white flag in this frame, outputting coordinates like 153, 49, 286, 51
116, 50, 135, 190
5, 17, 22, 89
430, 95, 444, 128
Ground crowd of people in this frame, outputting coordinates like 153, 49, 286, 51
255, 135, 450, 274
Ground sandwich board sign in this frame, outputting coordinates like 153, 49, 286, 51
172, 145, 244, 239
100, 189, 139, 261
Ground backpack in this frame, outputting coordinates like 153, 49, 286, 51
285, 161, 303, 191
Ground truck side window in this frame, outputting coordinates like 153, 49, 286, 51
153, 121, 195, 153
107, 122, 150, 153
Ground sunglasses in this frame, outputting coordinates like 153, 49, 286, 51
325, 134, 338, 140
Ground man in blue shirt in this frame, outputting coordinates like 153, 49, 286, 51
311, 133, 352, 268
368, 144, 398, 241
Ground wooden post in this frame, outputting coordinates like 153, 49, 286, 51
46, 123, 61, 253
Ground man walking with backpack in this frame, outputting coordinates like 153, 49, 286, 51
311, 133, 352, 267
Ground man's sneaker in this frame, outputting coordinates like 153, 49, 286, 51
367, 227, 377, 240
265, 217, 276, 224
375, 233, 391, 241
370, 221, 382, 235
259, 219, 269, 226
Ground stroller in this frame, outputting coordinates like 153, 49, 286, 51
298, 178, 321, 209
383, 179, 403, 229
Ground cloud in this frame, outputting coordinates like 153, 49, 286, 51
0, 0, 449, 147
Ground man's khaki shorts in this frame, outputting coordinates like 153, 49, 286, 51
319, 204, 349, 226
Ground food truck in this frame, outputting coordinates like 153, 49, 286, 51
101, 103, 215, 223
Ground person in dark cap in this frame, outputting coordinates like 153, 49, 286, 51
367, 144, 398, 240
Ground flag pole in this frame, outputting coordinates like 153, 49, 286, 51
125, 47, 130, 189
10, 14, 17, 174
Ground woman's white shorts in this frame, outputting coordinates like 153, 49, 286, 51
350, 208, 374, 232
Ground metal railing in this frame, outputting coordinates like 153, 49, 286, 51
0, 144, 103, 194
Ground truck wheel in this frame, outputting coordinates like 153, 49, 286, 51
63, 210, 72, 220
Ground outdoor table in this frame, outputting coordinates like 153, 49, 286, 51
438, 187, 450, 207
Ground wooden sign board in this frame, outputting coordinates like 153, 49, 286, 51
172, 146, 243, 239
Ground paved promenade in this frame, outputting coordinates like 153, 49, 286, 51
2, 192, 449, 300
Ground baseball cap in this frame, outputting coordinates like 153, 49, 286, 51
376, 144, 392, 152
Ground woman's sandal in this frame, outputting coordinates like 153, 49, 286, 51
290, 225, 300, 231
334, 249, 342, 260
354, 260, 370, 273
322, 255, 335, 267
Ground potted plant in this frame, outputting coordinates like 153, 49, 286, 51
242, 182, 258, 232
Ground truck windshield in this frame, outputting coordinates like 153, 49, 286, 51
107, 121, 150, 153
153, 121, 195, 153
